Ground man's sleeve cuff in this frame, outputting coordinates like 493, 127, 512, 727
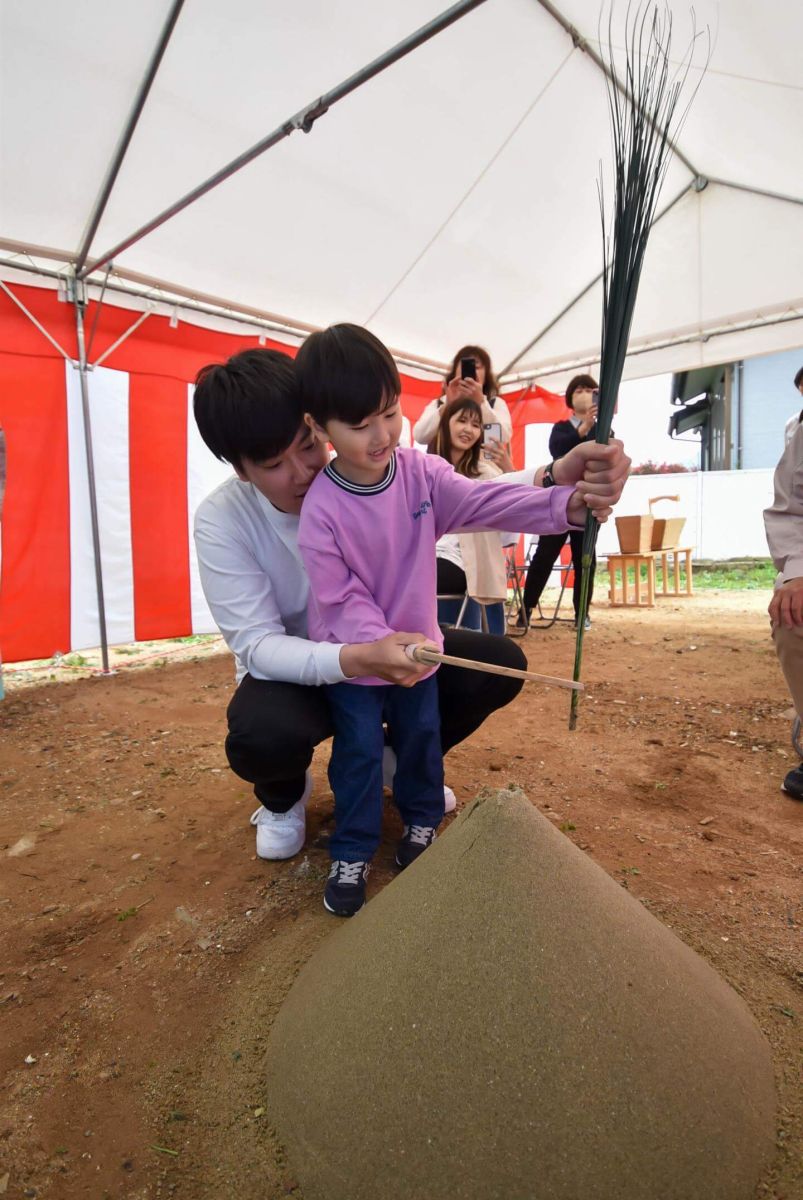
780, 559, 803, 584
317, 641, 348, 684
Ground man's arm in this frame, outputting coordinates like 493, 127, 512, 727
430, 438, 630, 537
412, 398, 443, 445
195, 508, 345, 686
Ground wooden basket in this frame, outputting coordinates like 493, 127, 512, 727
615, 515, 654, 554
648, 495, 685, 550
651, 517, 686, 549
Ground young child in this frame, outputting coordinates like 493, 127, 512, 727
296, 324, 584, 917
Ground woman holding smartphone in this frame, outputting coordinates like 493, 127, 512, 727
413, 345, 512, 463
520, 374, 599, 630
430, 395, 510, 636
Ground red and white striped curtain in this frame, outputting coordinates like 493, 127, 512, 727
0, 281, 564, 664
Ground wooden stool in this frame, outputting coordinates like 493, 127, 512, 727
654, 547, 693, 597
606, 553, 656, 607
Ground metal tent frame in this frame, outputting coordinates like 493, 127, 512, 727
2, 0, 488, 670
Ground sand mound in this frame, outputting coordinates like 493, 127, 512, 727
265, 789, 775, 1200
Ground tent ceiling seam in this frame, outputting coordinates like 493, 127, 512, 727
362, 46, 574, 326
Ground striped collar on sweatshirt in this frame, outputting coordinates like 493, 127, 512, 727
324, 453, 397, 496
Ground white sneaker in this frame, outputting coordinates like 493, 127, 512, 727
381, 746, 456, 814
250, 771, 312, 860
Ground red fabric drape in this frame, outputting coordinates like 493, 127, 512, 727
0, 282, 568, 662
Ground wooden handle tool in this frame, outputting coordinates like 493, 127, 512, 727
405, 643, 583, 693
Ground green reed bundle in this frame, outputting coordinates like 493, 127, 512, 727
569, 2, 707, 729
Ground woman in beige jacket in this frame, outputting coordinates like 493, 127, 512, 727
430, 395, 512, 635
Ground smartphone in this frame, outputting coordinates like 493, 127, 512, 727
482, 422, 502, 445
460, 356, 477, 381
592, 389, 599, 408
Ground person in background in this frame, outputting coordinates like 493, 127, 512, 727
413, 346, 512, 453
765, 414, 803, 802
520, 373, 599, 630
782, 365, 803, 446
431, 395, 510, 636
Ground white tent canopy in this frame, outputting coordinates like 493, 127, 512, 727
2, 0, 802, 388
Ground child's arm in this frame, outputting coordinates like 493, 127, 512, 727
427, 454, 579, 539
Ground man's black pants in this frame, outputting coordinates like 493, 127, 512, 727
225, 627, 527, 812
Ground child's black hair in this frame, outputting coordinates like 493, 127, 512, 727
295, 324, 401, 426
193, 348, 302, 471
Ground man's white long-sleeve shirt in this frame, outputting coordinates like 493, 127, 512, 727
194, 476, 345, 685
194, 467, 536, 686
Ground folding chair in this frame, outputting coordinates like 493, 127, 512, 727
437, 591, 490, 634
506, 540, 574, 632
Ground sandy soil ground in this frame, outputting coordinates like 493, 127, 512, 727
1, 589, 801, 1200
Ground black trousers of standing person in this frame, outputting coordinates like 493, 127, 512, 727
225, 626, 526, 812
522, 530, 595, 621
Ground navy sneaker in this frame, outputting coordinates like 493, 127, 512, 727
781, 764, 803, 800
395, 825, 437, 870
323, 860, 370, 916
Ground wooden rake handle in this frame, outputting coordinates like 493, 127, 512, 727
405, 643, 583, 693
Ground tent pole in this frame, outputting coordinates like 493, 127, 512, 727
73, 288, 112, 674
534, 0, 700, 178
79, 0, 489, 279
0, 254, 449, 375
74, 0, 186, 276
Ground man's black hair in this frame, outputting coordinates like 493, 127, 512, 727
193, 348, 303, 471
794, 365, 803, 391
295, 324, 401, 426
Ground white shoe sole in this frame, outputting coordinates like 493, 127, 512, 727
251, 770, 312, 859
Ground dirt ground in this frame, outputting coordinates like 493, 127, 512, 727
1, 590, 801, 1200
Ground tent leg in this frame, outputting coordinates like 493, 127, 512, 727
74, 291, 113, 675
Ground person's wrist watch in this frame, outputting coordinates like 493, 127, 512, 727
541, 460, 557, 488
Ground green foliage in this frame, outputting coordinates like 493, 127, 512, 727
594, 558, 775, 591
630, 461, 696, 475
693, 559, 776, 590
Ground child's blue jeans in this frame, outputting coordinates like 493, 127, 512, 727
325, 674, 444, 863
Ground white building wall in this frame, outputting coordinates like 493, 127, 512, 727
596, 470, 775, 561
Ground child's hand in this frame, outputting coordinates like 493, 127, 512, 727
340, 632, 433, 686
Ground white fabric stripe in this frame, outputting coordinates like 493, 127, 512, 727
66, 362, 135, 650
186, 382, 235, 634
